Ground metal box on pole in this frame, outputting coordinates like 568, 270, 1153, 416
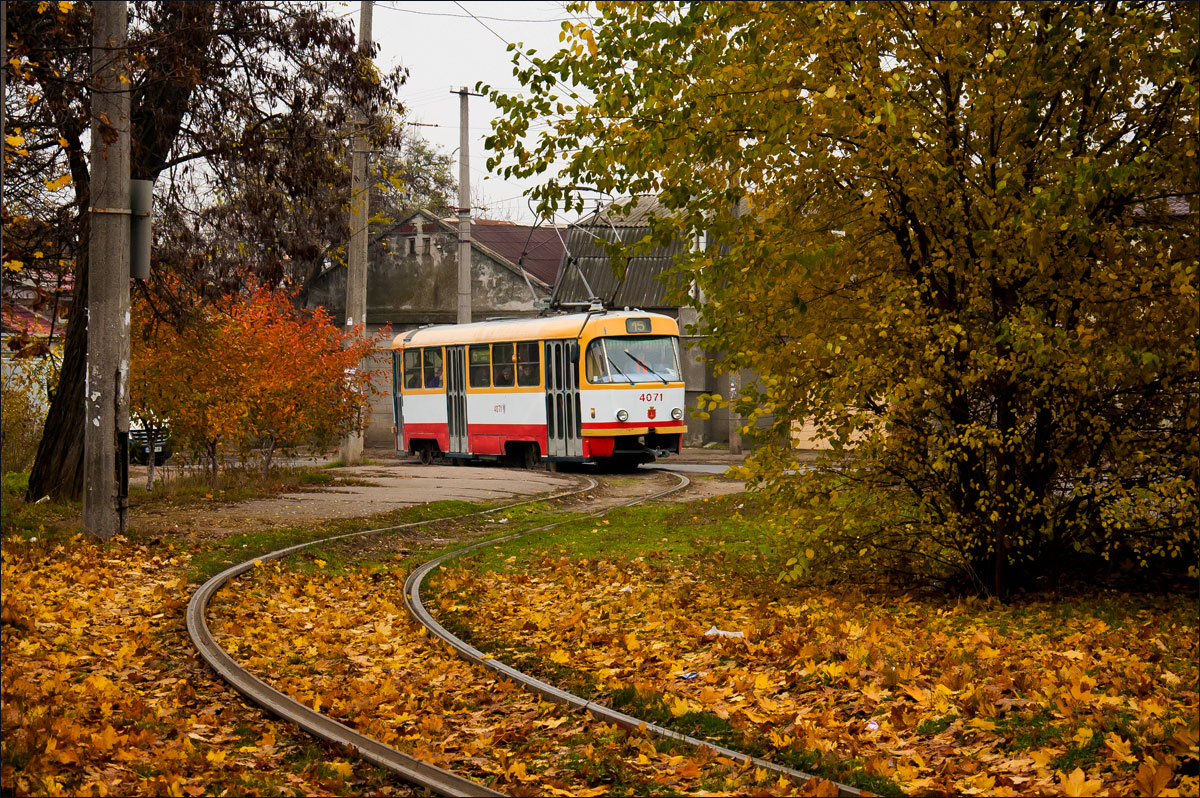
129, 179, 154, 279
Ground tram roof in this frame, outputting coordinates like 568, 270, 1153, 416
391, 310, 679, 349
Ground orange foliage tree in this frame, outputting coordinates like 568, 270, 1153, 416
132, 287, 386, 488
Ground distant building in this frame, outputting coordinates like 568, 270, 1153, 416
305, 209, 566, 448
2, 271, 69, 417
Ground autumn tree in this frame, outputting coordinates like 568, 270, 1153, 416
485, 2, 1199, 595
372, 133, 458, 221
4, 1, 404, 500
131, 285, 385, 489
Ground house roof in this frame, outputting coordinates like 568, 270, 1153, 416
1, 300, 56, 337
554, 196, 689, 310
381, 210, 552, 290
1131, 194, 1195, 219
469, 224, 567, 286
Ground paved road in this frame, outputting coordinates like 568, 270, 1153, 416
645, 463, 735, 476
228, 464, 580, 523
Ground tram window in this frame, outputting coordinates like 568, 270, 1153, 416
492, 343, 515, 387
422, 348, 443, 389
403, 350, 422, 390
468, 345, 491, 387
516, 342, 540, 386
585, 340, 609, 383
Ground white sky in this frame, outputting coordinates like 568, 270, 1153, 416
339, 0, 587, 225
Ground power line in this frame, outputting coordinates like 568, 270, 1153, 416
377, 2, 571, 23
451, 0, 587, 104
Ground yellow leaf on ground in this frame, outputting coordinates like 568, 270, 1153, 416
668, 695, 691, 717
1133, 760, 1173, 797
91, 725, 120, 753
1060, 766, 1102, 797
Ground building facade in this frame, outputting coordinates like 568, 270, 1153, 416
305, 210, 562, 448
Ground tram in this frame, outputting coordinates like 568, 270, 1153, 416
390, 310, 686, 468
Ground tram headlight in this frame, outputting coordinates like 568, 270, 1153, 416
671, 407, 684, 420
616, 408, 629, 423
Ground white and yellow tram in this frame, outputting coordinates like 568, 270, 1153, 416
390, 310, 686, 468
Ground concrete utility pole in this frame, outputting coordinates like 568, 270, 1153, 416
2, 2, 8, 203
339, 0, 372, 466
84, 0, 131, 539
454, 87, 483, 324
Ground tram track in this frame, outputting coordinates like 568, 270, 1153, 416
186, 475, 599, 798
405, 470, 861, 797
189, 467, 859, 796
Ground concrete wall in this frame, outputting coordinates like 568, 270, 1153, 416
307, 225, 543, 328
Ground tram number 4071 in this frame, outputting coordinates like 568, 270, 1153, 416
639, 392, 663, 402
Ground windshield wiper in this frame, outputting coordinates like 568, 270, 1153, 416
606, 355, 631, 382
624, 349, 669, 384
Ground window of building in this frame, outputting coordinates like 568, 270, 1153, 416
407, 237, 416, 255
423, 237, 431, 254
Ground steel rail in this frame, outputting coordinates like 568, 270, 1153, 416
187, 475, 600, 798
405, 470, 863, 797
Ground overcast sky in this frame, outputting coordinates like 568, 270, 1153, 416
340, 0, 587, 225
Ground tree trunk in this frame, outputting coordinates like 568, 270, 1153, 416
145, 427, 157, 491
207, 439, 219, 493
26, 2, 214, 504
260, 436, 275, 481
27, 233, 89, 502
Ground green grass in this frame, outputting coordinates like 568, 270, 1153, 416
187, 498, 512, 580
916, 714, 957, 736
461, 493, 782, 581
0, 465, 383, 547
426, 491, 908, 797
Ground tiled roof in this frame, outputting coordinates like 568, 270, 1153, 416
554, 196, 689, 310
1131, 195, 1195, 218
375, 210, 553, 289
469, 224, 568, 286
1, 300, 56, 336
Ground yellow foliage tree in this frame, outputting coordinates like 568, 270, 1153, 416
484, 2, 1199, 595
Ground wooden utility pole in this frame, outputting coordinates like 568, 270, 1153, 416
339, 0, 372, 466
453, 87, 482, 324
83, 0, 131, 539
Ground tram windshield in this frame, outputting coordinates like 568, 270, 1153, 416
585, 336, 681, 384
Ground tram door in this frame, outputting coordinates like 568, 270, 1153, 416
544, 340, 581, 458
446, 345, 468, 454
392, 352, 403, 450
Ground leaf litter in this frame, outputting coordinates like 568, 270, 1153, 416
1, 535, 420, 797
207, 561, 842, 795
435, 553, 1198, 797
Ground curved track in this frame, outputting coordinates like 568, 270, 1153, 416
404, 471, 861, 797
189, 468, 860, 796
186, 476, 598, 798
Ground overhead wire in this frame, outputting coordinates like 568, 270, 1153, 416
376, 2, 572, 24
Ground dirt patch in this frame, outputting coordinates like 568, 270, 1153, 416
129, 464, 584, 539
126, 464, 744, 544
661, 473, 746, 503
